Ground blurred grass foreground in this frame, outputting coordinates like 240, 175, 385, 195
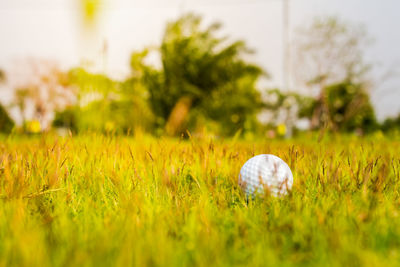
0, 134, 400, 266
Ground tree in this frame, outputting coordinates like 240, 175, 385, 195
11, 60, 76, 131
263, 89, 315, 130
131, 14, 264, 136
293, 17, 373, 129
381, 114, 400, 133
0, 104, 15, 134
0, 70, 14, 133
57, 67, 153, 133
324, 82, 377, 132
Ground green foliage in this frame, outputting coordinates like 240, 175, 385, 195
52, 108, 78, 132
324, 82, 377, 132
68, 67, 116, 98
381, 114, 400, 133
193, 74, 263, 136
76, 99, 153, 134
64, 68, 154, 134
132, 14, 264, 136
263, 81, 377, 134
0, 104, 14, 134
264, 89, 316, 122
293, 17, 374, 132
0, 135, 400, 266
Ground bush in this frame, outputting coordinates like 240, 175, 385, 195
66, 68, 154, 134
53, 108, 78, 132
324, 82, 377, 132
0, 104, 14, 134
381, 114, 400, 133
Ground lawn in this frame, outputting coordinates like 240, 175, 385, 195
0, 134, 399, 266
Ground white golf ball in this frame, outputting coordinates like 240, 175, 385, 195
239, 154, 293, 197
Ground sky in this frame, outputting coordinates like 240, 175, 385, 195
0, 0, 399, 120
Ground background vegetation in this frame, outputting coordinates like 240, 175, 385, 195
1, 14, 398, 137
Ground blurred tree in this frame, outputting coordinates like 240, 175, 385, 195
52, 107, 78, 133
264, 89, 315, 122
262, 89, 315, 137
381, 113, 400, 133
68, 67, 115, 102
0, 69, 15, 134
0, 104, 14, 134
131, 14, 264, 136
56, 67, 153, 133
263, 81, 377, 134
324, 81, 377, 132
11, 60, 76, 132
293, 17, 373, 129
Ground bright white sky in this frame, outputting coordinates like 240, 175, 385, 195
0, 0, 399, 120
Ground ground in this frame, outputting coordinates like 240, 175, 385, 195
0, 133, 399, 266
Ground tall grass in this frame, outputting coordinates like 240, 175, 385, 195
0, 134, 399, 266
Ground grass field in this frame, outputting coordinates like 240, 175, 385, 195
0, 134, 399, 266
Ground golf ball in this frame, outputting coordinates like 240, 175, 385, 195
239, 154, 293, 197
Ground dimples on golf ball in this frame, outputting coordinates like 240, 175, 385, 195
239, 154, 293, 196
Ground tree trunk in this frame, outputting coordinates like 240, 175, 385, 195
165, 96, 192, 136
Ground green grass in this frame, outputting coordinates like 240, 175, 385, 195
0, 134, 399, 266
